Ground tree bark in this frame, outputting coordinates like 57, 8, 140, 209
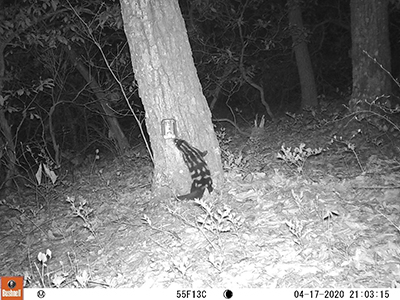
350, 0, 391, 111
288, 0, 318, 109
120, 0, 223, 198
65, 46, 130, 155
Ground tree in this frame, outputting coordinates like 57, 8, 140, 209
181, 0, 277, 119
64, 45, 130, 154
0, 0, 132, 189
350, 0, 391, 111
288, 0, 318, 109
120, 0, 223, 198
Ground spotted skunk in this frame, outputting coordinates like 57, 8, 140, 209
174, 138, 213, 200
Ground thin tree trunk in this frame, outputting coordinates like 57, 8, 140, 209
0, 41, 17, 190
65, 46, 130, 154
209, 63, 235, 111
288, 0, 318, 109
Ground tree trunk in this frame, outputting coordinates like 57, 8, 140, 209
209, 63, 235, 111
0, 41, 17, 191
65, 46, 130, 154
288, 0, 318, 109
350, 0, 391, 111
120, 0, 223, 198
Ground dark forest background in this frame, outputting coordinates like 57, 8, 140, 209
0, 0, 399, 187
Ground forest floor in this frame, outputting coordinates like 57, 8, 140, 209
1, 105, 400, 289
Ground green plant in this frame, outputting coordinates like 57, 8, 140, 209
216, 127, 249, 172
23, 145, 58, 185
89, 149, 100, 174
285, 219, 305, 245
66, 196, 95, 235
194, 199, 244, 234
35, 249, 52, 288
277, 143, 323, 174
222, 149, 249, 172
215, 127, 232, 155
331, 134, 365, 173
